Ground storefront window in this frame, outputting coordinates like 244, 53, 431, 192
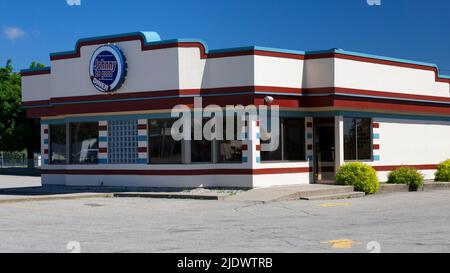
344, 117, 372, 160
217, 116, 242, 163
70, 122, 99, 164
149, 119, 182, 164
283, 118, 305, 161
261, 118, 305, 162
191, 119, 212, 163
49, 124, 67, 164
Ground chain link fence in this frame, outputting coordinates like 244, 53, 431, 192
0, 151, 41, 169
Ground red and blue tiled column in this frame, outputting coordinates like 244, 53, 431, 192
137, 119, 148, 164
305, 117, 314, 162
98, 121, 108, 164
242, 119, 261, 165
41, 124, 49, 165
372, 122, 380, 161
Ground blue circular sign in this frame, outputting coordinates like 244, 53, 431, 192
89, 45, 127, 92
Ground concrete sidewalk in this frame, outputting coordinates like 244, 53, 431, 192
226, 184, 362, 202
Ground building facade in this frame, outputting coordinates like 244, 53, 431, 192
21, 31, 450, 188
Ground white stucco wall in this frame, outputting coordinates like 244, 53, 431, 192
50, 40, 181, 98
21, 74, 51, 102
369, 117, 450, 181
254, 55, 304, 88
22, 37, 450, 103
302, 58, 335, 88
335, 58, 450, 97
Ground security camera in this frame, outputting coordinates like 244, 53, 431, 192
264, 96, 274, 104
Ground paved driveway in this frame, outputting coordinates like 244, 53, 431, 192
0, 188, 450, 253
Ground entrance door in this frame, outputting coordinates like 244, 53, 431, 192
313, 118, 335, 184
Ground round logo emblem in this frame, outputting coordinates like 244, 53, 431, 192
89, 45, 127, 92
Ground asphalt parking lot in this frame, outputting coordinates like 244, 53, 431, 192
1, 185, 450, 253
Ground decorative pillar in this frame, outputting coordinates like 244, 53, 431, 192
334, 116, 344, 173
41, 124, 49, 165
242, 119, 260, 167
305, 117, 314, 162
137, 119, 148, 164
372, 122, 380, 161
98, 121, 108, 164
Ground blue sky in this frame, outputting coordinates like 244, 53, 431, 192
1, 0, 450, 74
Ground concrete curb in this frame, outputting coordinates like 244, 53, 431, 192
0, 193, 113, 204
422, 182, 450, 191
113, 192, 228, 200
378, 181, 450, 194
378, 183, 409, 194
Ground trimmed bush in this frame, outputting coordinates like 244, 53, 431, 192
336, 162, 379, 194
435, 159, 450, 182
388, 166, 424, 191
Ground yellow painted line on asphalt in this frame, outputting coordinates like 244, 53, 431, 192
321, 238, 361, 249
318, 203, 349, 207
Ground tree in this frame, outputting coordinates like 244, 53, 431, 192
0, 60, 42, 167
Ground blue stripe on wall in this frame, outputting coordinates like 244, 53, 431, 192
137, 158, 148, 164
138, 135, 148, 141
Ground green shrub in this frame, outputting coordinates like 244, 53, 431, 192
435, 159, 450, 182
388, 166, 424, 191
335, 162, 379, 194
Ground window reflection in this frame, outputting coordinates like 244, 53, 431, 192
70, 122, 99, 164
344, 117, 372, 160
50, 124, 67, 164
149, 119, 182, 164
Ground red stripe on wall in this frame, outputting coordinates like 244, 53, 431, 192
98, 125, 108, 131
373, 144, 380, 150
41, 167, 313, 176
22, 86, 302, 107
303, 87, 450, 103
99, 148, 107, 153
138, 124, 147, 130
39, 32, 450, 86
21, 69, 51, 77
307, 144, 313, 150
44, 129, 49, 134
44, 149, 48, 154
138, 147, 147, 153
49, 34, 305, 62
372, 123, 380, 128
333, 97, 450, 115
304, 53, 450, 84
255, 144, 261, 151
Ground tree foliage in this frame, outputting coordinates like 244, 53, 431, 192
0, 60, 42, 160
